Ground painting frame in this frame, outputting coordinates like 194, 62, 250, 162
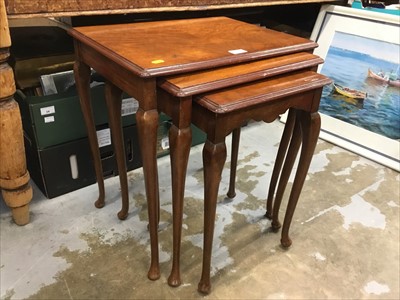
309, 4, 400, 171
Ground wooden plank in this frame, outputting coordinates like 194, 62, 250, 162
6, 0, 339, 18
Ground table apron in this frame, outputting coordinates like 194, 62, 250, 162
74, 40, 157, 107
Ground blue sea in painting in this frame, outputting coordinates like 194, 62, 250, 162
320, 42, 400, 140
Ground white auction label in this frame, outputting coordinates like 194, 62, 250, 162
96, 128, 112, 148
228, 49, 248, 55
40, 105, 55, 116
44, 116, 55, 123
161, 137, 169, 150
121, 97, 139, 116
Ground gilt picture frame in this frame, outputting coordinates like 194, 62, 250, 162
308, 5, 399, 171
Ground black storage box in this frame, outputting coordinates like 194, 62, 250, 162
25, 124, 142, 198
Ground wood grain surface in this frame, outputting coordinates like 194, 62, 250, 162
70, 17, 318, 77
6, 0, 339, 17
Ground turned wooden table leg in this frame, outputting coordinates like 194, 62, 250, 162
0, 0, 32, 225
265, 108, 296, 219
135, 79, 160, 281
271, 112, 302, 231
227, 127, 241, 199
281, 110, 321, 248
136, 106, 160, 280
168, 97, 192, 287
104, 82, 129, 220
198, 140, 227, 294
73, 60, 105, 209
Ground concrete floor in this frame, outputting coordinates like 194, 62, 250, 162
1, 121, 399, 299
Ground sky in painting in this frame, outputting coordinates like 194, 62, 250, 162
331, 31, 400, 64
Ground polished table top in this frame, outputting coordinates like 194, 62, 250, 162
158, 52, 323, 97
69, 16, 318, 77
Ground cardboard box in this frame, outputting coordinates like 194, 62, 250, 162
25, 124, 142, 198
16, 84, 138, 149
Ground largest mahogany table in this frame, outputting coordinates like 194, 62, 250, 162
68, 16, 318, 280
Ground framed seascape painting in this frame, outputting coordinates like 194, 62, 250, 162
310, 5, 400, 171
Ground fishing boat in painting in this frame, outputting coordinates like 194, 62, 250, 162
389, 80, 400, 87
368, 68, 400, 87
333, 83, 367, 100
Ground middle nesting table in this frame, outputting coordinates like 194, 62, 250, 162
69, 17, 318, 282
157, 52, 324, 287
